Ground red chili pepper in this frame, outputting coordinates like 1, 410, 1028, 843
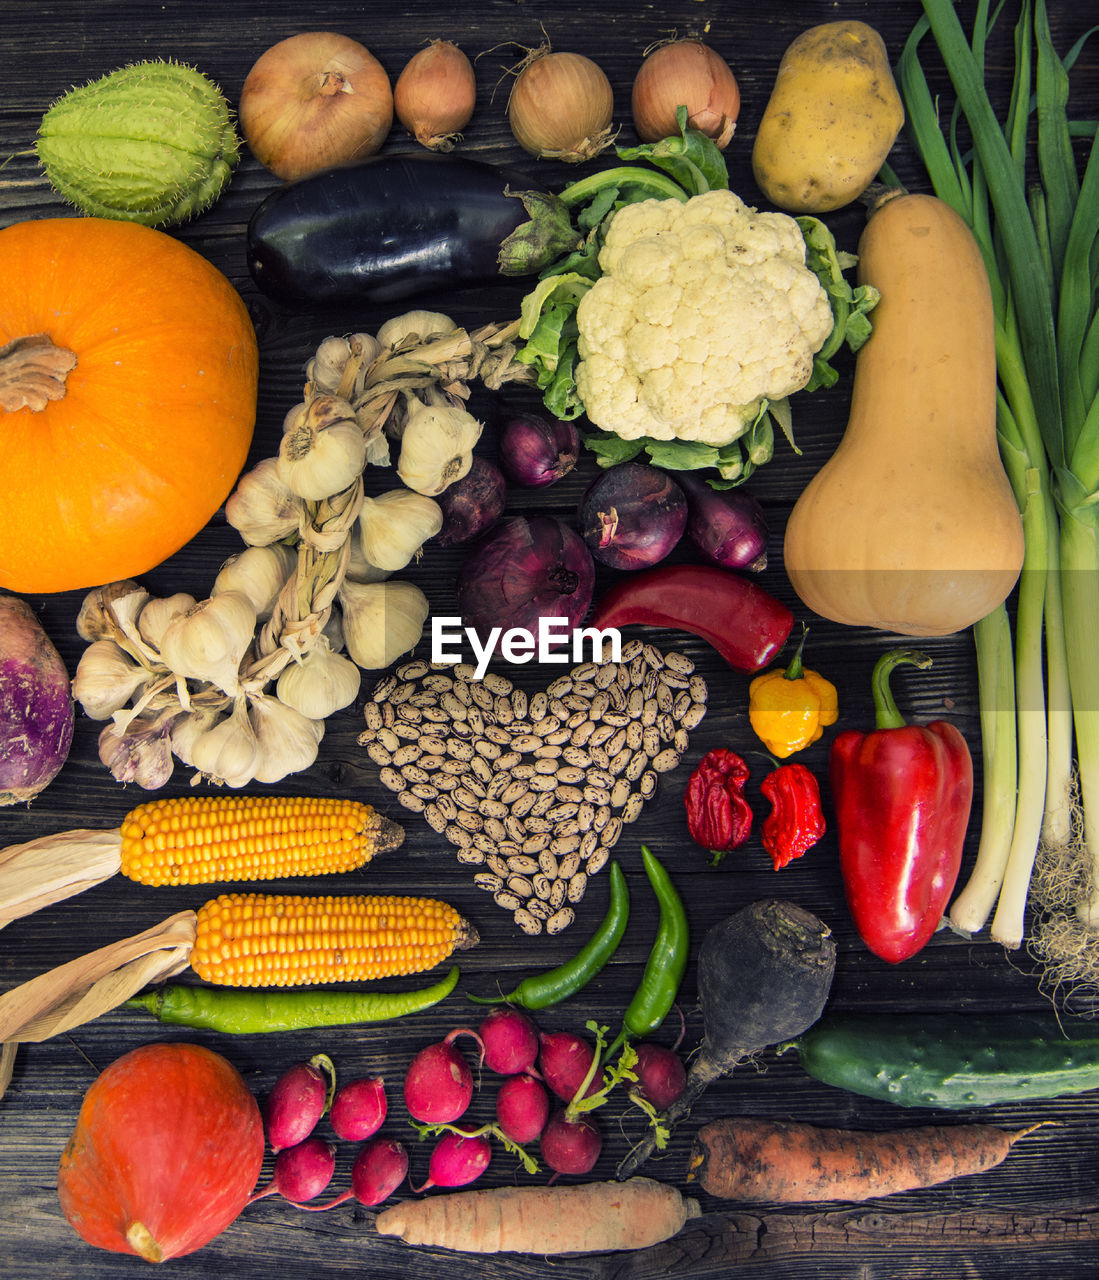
829, 649, 973, 965
684, 748, 753, 864
589, 564, 793, 673
760, 763, 825, 870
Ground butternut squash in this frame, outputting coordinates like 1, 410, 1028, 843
782, 192, 1023, 637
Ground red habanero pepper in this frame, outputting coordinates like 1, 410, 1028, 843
829, 649, 974, 965
684, 748, 753, 864
589, 563, 793, 673
760, 763, 825, 870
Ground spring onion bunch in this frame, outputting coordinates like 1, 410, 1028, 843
898, 0, 1099, 981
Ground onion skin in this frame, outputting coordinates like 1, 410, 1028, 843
499, 413, 579, 488
0, 596, 74, 806
632, 40, 740, 148
436, 457, 507, 547
395, 41, 476, 151
508, 51, 615, 162
678, 471, 769, 572
578, 462, 687, 570
240, 32, 393, 181
457, 516, 596, 643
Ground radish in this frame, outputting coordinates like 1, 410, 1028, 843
495, 1072, 549, 1145
350, 1137, 409, 1206
540, 1110, 602, 1176
414, 1126, 492, 1192
538, 1031, 600, 1102
403, 1029, 483, 1123
264, 1053, 335, 1152
0, 595, 74, 806
478, 1006, 539, 1075
630, 1042, 687, 1112
329, 1074, 386, 1141
248, 1136, 336, 1204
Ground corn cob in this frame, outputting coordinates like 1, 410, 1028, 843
118, 795, 404, 886
190, 891, 479, 987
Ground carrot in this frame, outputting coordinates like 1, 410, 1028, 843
689, 1116, 1042, 1203
374, 1177, 699, 1254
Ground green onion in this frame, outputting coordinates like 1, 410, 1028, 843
901, 0, 1099, 966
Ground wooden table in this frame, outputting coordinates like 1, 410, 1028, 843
2, 2, 1097, 1276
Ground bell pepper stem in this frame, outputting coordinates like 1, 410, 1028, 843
871, 648, 933, 730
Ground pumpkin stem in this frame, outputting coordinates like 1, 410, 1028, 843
0, 333, 77, 412
125, 1220, 165, 1263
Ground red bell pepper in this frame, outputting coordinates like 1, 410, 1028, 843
829, 648, 973, 964
589, 563, 793, 673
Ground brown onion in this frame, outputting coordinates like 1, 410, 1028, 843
240, 32, 393, 181
631, 39, 740, 148
508, 50, 615, 163
395, 41, 476, 151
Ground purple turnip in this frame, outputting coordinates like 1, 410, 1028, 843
0, 595, 74, 805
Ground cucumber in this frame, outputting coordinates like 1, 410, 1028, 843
790, 1012, 1099, 1109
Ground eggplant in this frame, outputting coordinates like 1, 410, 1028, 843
247, 152, 578, 308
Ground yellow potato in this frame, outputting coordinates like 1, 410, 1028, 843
752, 21, 904, 214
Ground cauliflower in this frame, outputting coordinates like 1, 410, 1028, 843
574, 190, 834, 445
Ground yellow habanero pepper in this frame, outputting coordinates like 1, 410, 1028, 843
748, 630, 838, 758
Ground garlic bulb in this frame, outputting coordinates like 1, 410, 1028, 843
278, 394, 368, 500
377, 310, 457, 351
358, 489, 443, 573
213, 544, 296, 617
276, 637, 361, 719
137, 593, 197, 651
189, 698, 260, 788
72, 639, 152, 720
339, 578, 430, 669
75, 581, 148, 643
248, 692, 325, 784
344, 535, 392, 584
170, 705, 221, 767
225, 456, 302, 546
306, 333, 381, 397
158, 591, 257, 697
397, 402, 482, 495
98, 713, 176, 790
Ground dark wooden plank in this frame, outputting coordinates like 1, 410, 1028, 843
2, 1, 1098, 1277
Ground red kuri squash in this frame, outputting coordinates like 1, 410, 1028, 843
0, 217, 258, 594
57, 1041, 265, 1262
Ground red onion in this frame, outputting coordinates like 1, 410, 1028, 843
436, 456, 507, 547
678, 472, 769, 572
499, 412, 579, 488
457, 516, 595, 641
577, 462, 686, 570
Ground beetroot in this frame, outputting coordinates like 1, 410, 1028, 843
479, 1006, 539, 1076
630, 1042, 688, 1112
264, 1054, 335, 1152
540, 1110, 602, 1176
495, 1072, 549, 1145
538, 1031, 600, 1103
403, 1029, 483, 1123
0, 595, 73, 806
414, 1126, 492, 1191
329, 1075, 386, 1141
249, 1136, 336, 1204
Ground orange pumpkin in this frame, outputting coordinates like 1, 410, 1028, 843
57, 1041, 265, 1262
0, 217, 258, 593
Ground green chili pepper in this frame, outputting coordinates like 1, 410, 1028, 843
124, 965, 460, 1034
607, 846, 689, 1059
468, 861, 630, 1010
